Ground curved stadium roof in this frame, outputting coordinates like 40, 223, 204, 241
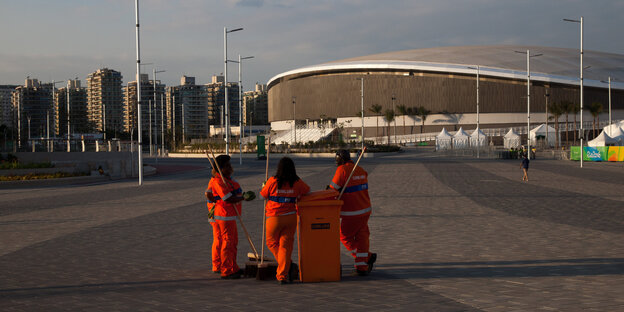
268, 45, 624, 89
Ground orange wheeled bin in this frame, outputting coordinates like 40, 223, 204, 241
296, 189, 343, 282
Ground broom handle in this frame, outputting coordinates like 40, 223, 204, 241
261, 137, 270, 265
337, 147, 367, 201
207, 145, 260, 260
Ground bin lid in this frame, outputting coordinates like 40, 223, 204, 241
297, 199, 343, 208
299, 189, 339, 202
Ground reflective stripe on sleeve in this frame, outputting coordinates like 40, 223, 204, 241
222, 192, 233, 200
340, 207, 372, 216
330, 181, 342, 190
268, 196, 297, 203
279, 211, 296, 216
343, 183, 368, 193
356, 253, 368, 258
214, 215, 237, 221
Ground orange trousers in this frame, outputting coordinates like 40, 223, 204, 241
210, 221, 222, 272
214, 219, 239, 276
340, 214, 370, 271
265, 214, 297, 281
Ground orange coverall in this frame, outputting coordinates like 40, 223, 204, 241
210, 173, 243, 277
260, 176, 310, 281
329, 160, 372, 271
205, 178, 222, 273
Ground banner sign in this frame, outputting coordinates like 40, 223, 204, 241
570, 146, 612, 161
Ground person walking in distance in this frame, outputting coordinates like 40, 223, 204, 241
521, 153, 530, 181
329, 149, 376, 276
260, 157, 310, 284
210, 155, 245, 279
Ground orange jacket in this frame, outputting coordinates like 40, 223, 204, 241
329, 161, 371, 217
261, 176, 310, 217
209, 173, 243, 220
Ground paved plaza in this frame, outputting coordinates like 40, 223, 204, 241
1, 148, 623, 311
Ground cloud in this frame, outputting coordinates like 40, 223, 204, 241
236, 0, 264, 8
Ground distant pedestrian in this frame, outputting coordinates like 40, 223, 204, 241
521, 154, 529, 181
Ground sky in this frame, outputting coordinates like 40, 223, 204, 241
1, 0, 623, 90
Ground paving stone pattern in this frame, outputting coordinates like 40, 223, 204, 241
0, 152, 622, 311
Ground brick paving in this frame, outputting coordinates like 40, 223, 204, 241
0, 150, 623, 311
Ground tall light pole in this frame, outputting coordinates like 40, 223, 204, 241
601, 77, 612, 136
224, 27, 243, 155
292, 97, 296, 144
468, 66, 481, 158
360, 77, 364, 151
515, 50, 542, 160
67, 81, 71, 152
50, 80, 64, 152
545, 91, 550, 147
161, 92, 164, 156
135, 0, 144, 185
564, 17, 584, 168
229, 54, 254, 164
392, 94, 396, 144
153, 68, 165, 156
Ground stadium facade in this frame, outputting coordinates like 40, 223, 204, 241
267, 45, 624, 140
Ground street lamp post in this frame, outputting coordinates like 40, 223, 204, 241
135, 0, 144, 185
153, 68, 165, 156
392, 94, 396, 144
360, 77, 364, 151
601, 77, 612, 136
515, 50, 542, 160
564, 17, 584, 168
468, 66, 481, 158
292, 97, 296, 144
67, 81, 71, 152
224, 27, 243, 155
228, 54, 254, 164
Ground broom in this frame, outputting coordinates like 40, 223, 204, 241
256, 137, 279, 280
337, 147, 367, 200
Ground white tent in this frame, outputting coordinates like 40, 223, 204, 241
469, 128, 487, 147
607, 127, 624, 145
588, 130, 618, 147
436, 128, 453, 151
529, 124, 557, 147
504, 128, 521, 149
452, 127, 470, 149
603, 121, 624, 137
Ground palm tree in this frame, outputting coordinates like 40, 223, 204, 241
368, 104, 382, 141
416, 106, 431, 134
548, 101, 564, 149
561, 100, 574, 147
586, 101, 603, 138
383, 109, 395, 144
396, 104, 408, 135
407, 107, 417, 135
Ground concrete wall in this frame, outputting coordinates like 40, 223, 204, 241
10, 152, 138, 179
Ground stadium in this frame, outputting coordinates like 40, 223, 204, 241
266, 45, 624, 145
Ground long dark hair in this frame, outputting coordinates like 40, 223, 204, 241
275, 157, 300, 188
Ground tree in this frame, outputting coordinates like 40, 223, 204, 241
368, 104, 382, 141
561, 100, 574, 147
407, 107, 417, 135
586, 101, 603, 138
396, 104, 408, 135
548, 101, 564, 149
383, 109, 395, 144
416, 106, 431, 134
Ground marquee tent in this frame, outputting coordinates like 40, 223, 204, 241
603, 121, 624, 136
504, 128, 521, 149
529, 124, 557, 147
470, 128, 487, 147
588, 130, 618, 147
452, 127, 470, 149
436, 128, 452, 151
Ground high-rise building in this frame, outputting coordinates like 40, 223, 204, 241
243, 83, 269, 126
55, 79, 89, 136
87, 68, 124, 137
124, 73, 166, 141
11, 79, 53, 147
0, 85, 19, 128
167, 76, 208, 142
205, 75, 240, 129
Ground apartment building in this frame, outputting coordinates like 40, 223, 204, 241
243, 83, 268, 126
0, 85, 19, 128
87, 68, 124, 137
124, 73, 166, 140
55, 79, 89, 136
11, 79, 53, 146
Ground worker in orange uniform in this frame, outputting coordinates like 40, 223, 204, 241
205, 161, 222, 274
260, 157, 310, 284
210, 155, 245, 279
329, 149, 376, 276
